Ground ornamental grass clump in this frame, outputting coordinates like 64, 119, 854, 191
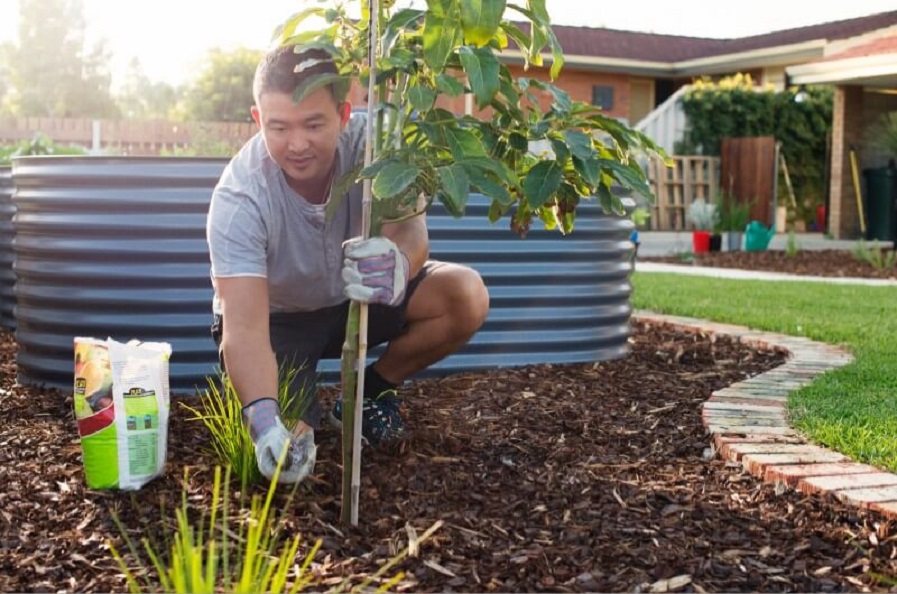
109, 466, 319, 594
182, 367, 310, 489
109, 466, 440, 593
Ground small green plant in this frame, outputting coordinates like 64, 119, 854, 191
109, 466, 319, 594
715, 193, 751, 233
687, 198, 718, 231
182, 366, 311, 489
109, 464, 440, 593
0, 133, 87, 164
785, 230, 800, 258
852, 240, 897, 270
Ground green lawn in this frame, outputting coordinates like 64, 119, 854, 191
631, 272, 897, 472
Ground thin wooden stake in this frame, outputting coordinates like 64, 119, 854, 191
345, 0, 380, 527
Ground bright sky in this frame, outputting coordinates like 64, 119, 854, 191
0, 0, 896, 87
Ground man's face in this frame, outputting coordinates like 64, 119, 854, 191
251, 87, 350, 198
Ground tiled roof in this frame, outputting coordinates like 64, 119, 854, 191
817, 34, 897, 62
527, 10, 897, 62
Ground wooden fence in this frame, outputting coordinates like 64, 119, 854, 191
0, 117, 257, 156
2, 116, 721, 231
645, 156, 720, 230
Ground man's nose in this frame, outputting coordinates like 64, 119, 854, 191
288, 133, 310, 153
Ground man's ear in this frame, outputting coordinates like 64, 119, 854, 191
339, 101, 352, 127
251, 105, 261, 128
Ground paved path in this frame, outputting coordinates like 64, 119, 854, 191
635, 230, 893, 258
634, 265, 897, 518
635, 261, 897, 287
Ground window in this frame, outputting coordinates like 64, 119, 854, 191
591, 85, 614, 110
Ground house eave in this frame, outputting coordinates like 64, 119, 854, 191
786, 52, 897, 86
500, 39, 828, 79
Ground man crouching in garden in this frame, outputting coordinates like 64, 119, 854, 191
205, 44, 490, 484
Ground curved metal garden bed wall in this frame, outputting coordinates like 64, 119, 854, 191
12, 157, 634, 392
0, 167, 14, 329
12, 157, 227, 392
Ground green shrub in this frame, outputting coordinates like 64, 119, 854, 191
677, 74, 832, 227
0, 133, 88, 164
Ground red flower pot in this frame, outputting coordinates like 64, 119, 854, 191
692, 231, 711, 253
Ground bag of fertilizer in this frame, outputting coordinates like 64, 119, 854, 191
73, 337, 172, 490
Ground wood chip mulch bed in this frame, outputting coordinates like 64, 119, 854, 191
642, 248, 897, 280
4, 316, 897, 593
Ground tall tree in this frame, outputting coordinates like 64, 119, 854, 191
181, 47, 262, 122
115, 58, 179, 119
7, 0, 118, 118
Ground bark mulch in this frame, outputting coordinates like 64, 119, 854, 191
3, 318, 897, 593
641, 249, 897, 280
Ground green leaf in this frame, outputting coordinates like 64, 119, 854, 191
527, 0, 551, 23
573, 156, 601, 187
459, 46, 500, 109
466, 167, 512, 205
488, 199, 503, 223
523, 160, 563, 209
500, 22, 530, 54
292, 73, 351, 104
459, 157, 518, 188
509, 132, 529, 152
550, 138, 570, 163
408, 84, 437, 113
460, 0, 507, 47
565, 130, 595, 161
373, 162, 421, 199
423, 13, 460, 72
445, 127, 487, 161
437, 164, 471, 215
538, 205, 559, 231
428, 0, 453, 17
272, 8, 325, 43
383, 8, 424, 51
435, 74, 466, 97
599, 159, 653, 202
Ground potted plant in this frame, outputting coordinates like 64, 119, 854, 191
687, 198, 717, 253
716, 192, 751, 251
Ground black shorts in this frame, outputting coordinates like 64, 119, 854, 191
211, 261, 444, 425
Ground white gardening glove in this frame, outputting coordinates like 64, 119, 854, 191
242, 398, 316, 484
342, 236, 410, 306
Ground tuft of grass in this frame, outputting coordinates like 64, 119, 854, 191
109, 465, 318, 594
182, 366, 312, 489
108, 464, 442, 593
632, 272, 897, 472
852, 240, 897, 271
785, 230, 800, 258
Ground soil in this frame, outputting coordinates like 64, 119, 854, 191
641, 248, 897, 280
3, 310, 897, 593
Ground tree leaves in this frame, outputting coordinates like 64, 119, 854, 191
372, 162, 421, 199
459, 47, 500, 109
437, 164, 471, 216
523, 160, 563, 209
423, 13, 460, 72
460, 0, 506, 47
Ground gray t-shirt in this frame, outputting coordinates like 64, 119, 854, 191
207, 115, 366, 314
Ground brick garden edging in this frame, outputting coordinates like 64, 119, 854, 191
634, 311, 897, 519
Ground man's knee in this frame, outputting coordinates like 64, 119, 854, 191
449, 268, 490, 337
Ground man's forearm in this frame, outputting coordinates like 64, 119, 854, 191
221, 329, 279, 407
383, 215, 429, 276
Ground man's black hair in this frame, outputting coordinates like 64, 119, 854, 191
252, 45, 343, 105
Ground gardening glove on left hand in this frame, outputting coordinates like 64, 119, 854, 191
342, 236, 410, 306
242, 398, 316, 484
